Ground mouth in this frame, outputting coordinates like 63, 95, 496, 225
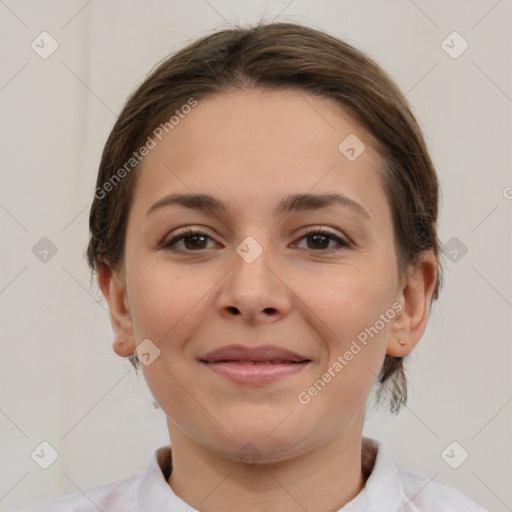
199, 344, 312, 385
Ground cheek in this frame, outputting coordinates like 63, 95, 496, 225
127, 262, 213, 413
127, 260, 213, 343
294, 272, 394, 426
295, 263, 397, 342
295, 265, 396, 397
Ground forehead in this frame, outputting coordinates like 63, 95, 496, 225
131, 88, 388, 222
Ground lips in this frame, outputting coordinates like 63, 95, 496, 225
199, 344, 311, 385
199, 344, 310, 364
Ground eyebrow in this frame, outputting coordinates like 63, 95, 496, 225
146, 192, 371, 221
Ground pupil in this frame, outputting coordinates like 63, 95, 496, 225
310, 234, 328, 249
185, 235, 206, 250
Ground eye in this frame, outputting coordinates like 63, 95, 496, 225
160, 227, 351, 253
294, 228, 350, 252
161, 228, 219, 252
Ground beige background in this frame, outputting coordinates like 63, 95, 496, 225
1, 1, 511, 511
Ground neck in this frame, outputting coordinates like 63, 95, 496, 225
166, 421, 368, 512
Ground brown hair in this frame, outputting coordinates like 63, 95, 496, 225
87, 21, 442, 414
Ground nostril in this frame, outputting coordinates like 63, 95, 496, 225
263, 307, 277, 314
227, 306, 239, 314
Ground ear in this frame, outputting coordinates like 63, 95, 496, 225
387, 251, 437, 357
97, 263, 136, 359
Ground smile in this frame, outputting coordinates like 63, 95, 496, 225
199, 344, 312, 385
201, 360, 311, 385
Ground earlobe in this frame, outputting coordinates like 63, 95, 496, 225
97, 263, 136, 358
387, 251, 437, 357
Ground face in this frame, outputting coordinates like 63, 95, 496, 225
102, 88, 433, 463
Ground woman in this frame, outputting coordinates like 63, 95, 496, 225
23, 21, 485, 511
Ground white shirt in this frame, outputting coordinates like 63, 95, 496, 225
20, 437, 486, 511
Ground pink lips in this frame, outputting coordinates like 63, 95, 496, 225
199, 344, 311, 385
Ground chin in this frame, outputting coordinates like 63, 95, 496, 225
217, 435, 308, 465
211, 418, 312, 464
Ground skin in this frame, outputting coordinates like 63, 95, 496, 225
98, 88, 436, 512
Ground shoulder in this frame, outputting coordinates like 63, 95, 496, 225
18, 470, 143, 512
398, 470, 487, 511
361, 437, 487, 512
17, 446, 175, 512
398, 466, 485, 512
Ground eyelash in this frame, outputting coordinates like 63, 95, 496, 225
160, 227, 351, 254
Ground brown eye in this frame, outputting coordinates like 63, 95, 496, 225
295, 229, 350, 252
181, 234, 208, 250
307, 233, 331, 249
162, 228, 218, 252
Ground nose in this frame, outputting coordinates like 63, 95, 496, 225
216, 240, 292, 325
